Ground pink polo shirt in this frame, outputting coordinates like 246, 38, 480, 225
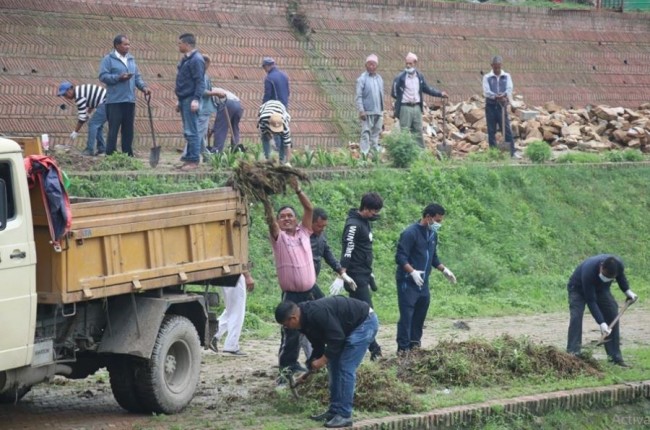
270, 225, 316, 292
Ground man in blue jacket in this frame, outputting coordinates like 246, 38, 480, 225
395, 203, 456, 354
391, 52, 447, 148
175, 33, 206, 171
99, 34, 151, 157
567, 254, 638, 367
262, 57, 290, 158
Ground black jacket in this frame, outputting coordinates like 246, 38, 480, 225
340, 208, 374, 276
391, 70, 443, 119
299, 296, 370, 361
311, 232, 341, 277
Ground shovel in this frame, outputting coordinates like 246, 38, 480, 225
597, 297, 637, 346
436, 99, 452, 158
145, 93, 160, 168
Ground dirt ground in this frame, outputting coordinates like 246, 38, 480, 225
1, 306, 649, 430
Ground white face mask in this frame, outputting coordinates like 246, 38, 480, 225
429, 222, 441, 232
598, 273, 614, 283
405, 67, 415, 74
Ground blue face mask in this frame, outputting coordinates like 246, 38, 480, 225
405, 67, 415, 74
429, 222, 441, 232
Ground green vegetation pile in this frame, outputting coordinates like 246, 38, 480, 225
290, 336, 601, 414
226, 160, 310, 203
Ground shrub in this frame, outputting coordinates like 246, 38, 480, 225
555, 152, 601, 164
604, 149, 644, 162
383, 129, 420, 168
524, 141, 551, 163
93, 153, 144, 171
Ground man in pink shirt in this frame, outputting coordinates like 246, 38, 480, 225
263, 177, 324, 380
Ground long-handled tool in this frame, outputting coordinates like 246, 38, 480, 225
283, 369, 315, 400
436, 99, 452, 158
145, 93, 160, 168
597, 297, 637, 346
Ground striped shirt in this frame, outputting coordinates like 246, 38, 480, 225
74, 85, 107, 122
257, 100, 291, 146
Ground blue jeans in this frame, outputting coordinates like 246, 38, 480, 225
485, 102, 514, 155
396, 278, 430, 351
179, 97, 200, 163
567, 287, 622, 361
327, 312, 378, 419
261, 132, 286, 162
86, 104, 107, 153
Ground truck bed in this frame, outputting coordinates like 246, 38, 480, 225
31, 186, 249, 304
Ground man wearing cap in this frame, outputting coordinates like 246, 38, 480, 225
258, 100, 292, 165
262, 57, 290, 161
355, 54, 384, 156
391, 52, 448, 148
99, 34, 151, 157
58, 81, 107, 156
483, 55, 518, 158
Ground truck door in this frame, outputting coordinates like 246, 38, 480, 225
0, 158, 37, 371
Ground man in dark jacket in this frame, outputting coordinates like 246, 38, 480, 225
340, 192, 383, 360
175, 33, 205, 171
275, 297, 379, 428
262, 57, 290, 161
567, 254, 638, 367
391, 52, 448, 148
395, 203, 456, 353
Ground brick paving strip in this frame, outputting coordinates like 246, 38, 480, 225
342, 380, 650, 429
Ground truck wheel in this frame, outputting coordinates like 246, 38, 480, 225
0, 386, 31, 404
135, 315, 201, 414
107, 357, 147, 413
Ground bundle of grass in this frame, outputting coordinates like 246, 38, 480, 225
226, 160, 310, 203
383, 335, 602, 389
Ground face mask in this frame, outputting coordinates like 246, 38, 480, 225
405, 67, 415, 74
369, 214, 381, 222
598, 273, 614, 283
429, 222, 442, 232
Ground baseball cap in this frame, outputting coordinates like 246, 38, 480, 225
57, 81, 73, 96
268, 113, 283, 133
261, 57, 275, 67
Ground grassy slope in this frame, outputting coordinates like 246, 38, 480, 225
246, 162, 650, 326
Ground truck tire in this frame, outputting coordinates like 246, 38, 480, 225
0, 386, 31, 404
107, 357, 147, 413
135, 314, 201, 414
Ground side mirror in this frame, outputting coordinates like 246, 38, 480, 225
0, 179, 7, 231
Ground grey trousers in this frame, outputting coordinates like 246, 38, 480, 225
359, 114, 383, 155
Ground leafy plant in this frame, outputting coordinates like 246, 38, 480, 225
525, 141, 552, 163
555, 152, 601, 164
604, 149, 644, 162
382, 129, 420, 168
92, 153, 144, 171
466, 148, 508, 162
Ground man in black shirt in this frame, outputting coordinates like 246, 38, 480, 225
275, 296, 379, 428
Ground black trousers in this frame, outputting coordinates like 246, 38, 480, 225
106, 102, 136, 156
346, 272, 381, 354
278, 285, 324, 369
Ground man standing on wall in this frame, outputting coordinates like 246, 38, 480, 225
355, 54, 384, 156
175, 33, 206, 171
395, 203, 456, 354
99, 34, 151, 157
339, 192, 384, 360
391, 52, 447, 149
57, 81, 107, 157
482, 55, 519, 158
262, 57, 290, 161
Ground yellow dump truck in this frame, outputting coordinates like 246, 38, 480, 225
0, 137, 250, 414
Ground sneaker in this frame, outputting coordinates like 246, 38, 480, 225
310, 411, 335, 422
95, 151, 106, 157
370, 347, 382, 361
325, 415, 353, 428
512, 152, 523, 159
222, 350, 247, 356
81, 149, 94, 156
179, 162, 199, 171
209, 337, 218, 353
610, 358, 631, 368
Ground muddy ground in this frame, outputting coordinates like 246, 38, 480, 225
1, 307, 649, 430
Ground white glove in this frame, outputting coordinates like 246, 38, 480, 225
442, 267, 457, 284
329, 277, 344, 296
409, 270, 425, 287
625, 290, 638, 302
341, 272, 357, 291
600, 322, 611, 337
69, 131, 79, 140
